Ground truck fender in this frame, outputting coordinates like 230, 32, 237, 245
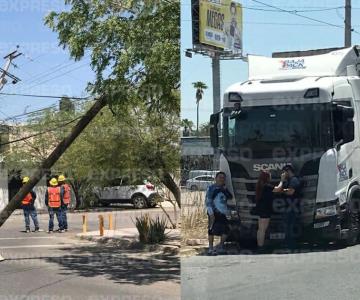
347, 185, 360, 214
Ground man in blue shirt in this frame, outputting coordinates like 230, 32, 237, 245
205, 172, 233, 255
277, 165, 302, 250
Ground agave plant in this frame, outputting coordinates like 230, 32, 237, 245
134, 214, 151, 243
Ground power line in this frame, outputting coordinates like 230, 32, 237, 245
2, 98, 95, 122
0, 92, 90, 100
181, 19, 347, 27
0, 116, 82, 146
22, 62, 90, 93
243, 5, 343, 13
250, 0, 345, 29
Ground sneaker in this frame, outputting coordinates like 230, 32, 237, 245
47, 230, 53, 234
25, 229, 30, 233
58, 230, 65, 233
216, 247, 227, 255
33, 228, 40, 232
64, 229, 68, 232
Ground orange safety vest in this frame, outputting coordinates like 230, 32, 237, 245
48, 187, 61, 208
22, 193, 32, 206
63, 184, 71, 205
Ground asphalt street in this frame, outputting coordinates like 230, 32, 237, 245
181, 244, 360, 300
0, 208, 180, 300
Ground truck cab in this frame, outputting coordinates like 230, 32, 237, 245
210, 46, 360, 246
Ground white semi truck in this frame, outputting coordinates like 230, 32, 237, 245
210, 46, 360, 246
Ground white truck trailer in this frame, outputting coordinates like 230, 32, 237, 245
210, 46, 360, 246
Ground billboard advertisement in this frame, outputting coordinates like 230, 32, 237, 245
197, 0, 243, 54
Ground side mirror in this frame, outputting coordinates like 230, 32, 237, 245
333, 104, 355, 147
343, 120, 355, 144
210, 113, 219, 148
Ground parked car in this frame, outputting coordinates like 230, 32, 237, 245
188, 170, 219, 180
94, 177, 160, 209
186, 175, 214, 191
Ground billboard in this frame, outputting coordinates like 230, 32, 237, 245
194, 0, 243, 54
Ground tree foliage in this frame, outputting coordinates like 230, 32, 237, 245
43, 0, 181, 206
45, 0, 180, 114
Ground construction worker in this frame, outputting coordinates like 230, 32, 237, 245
21, 176, 40, 233
45, 178, 64, 233
58, 174, 71, 231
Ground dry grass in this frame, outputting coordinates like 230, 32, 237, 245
181, 190, 208, 244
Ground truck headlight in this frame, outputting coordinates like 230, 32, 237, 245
315, 205, 337, 219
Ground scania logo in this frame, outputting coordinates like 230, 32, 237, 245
253, 163, 292, 172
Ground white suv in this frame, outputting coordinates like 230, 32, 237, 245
94, 177, 160, 209
186, 175, 215, 191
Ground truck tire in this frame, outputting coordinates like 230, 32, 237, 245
132, 194, 148, 209
343, 201, 359, 247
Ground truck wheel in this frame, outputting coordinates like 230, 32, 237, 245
132, 195, 147, 209
344, 206, 359, 247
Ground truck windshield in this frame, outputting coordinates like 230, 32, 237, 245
223, 103, 333, 158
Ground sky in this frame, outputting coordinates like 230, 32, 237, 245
0, 0, 95, 122
181, 0, 360, 126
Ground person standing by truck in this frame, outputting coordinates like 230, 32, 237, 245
205, 172, 233, 255
279, 165, 302, 251
255, 171, 285, 252
58, 174, 71, 231
21, 176, 40, 233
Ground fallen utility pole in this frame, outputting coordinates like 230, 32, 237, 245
0, 96, 107, 228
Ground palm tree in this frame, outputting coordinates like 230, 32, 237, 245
192, 81, 208, 136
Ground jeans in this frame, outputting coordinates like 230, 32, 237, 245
285, 210, 301, 250
48, 207, 63, 231
23, 207, 39, 231
61, 205, 68, 230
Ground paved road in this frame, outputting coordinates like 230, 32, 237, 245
182, 244, 360, 300
0, 208, 180, 299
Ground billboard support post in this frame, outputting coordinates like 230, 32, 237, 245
212, 54, 221, 169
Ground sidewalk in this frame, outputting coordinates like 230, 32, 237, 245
77, 228, 181, 255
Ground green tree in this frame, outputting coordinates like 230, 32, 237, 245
45, 0, 181, 206
198, 122, 210, 137
181, 118, 194, 136
192, 81, 208, 136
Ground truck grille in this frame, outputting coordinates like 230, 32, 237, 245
230, 175, 318, 230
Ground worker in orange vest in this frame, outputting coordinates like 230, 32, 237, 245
58, 174, 71, 232
21, 177, 40, 233
45, 178, 64, 233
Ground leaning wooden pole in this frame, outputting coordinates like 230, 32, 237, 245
0, 96, 107, 228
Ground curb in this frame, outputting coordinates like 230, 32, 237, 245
76, 231, 180, 255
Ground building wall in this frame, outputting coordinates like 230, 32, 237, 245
0, 170, 48, 211
0, 169, 8, 211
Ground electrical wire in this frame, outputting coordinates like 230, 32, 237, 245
250, 0, 345, 29
0, 92, 89, 100
0, 116, 83, 146
2, 98, 95, 122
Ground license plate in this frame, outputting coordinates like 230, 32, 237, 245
270, 233, 286, 240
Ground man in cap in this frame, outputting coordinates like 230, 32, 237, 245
45, 177, 64, 233
58, 174, 71, 231
278, 165, 302, 250
21, 176, 40, 233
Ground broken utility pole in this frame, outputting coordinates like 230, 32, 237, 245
0, 96, 107, 228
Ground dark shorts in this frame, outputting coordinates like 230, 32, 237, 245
258, 213, 271, 219
208, 211, 229, 236
257, 202, 272, 219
